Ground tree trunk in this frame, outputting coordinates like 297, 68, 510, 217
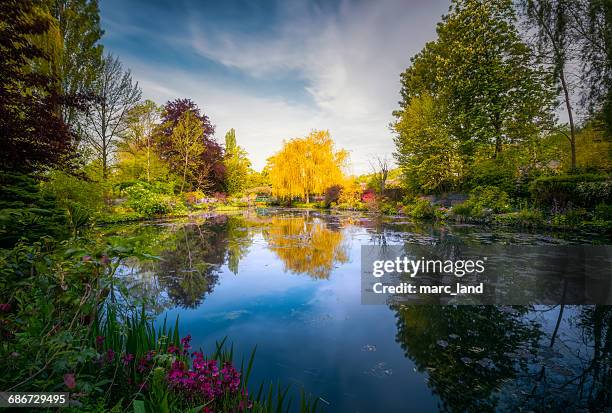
181, 152, 188, 193
559, 68, 577, 170
102, 147, 107, 179
147, 138, 151, 183
494, 134, 503, 158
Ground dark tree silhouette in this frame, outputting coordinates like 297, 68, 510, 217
0, 0, 86, 172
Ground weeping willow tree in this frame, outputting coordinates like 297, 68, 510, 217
266, 130, 348, 203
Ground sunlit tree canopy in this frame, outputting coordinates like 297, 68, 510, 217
266, 130, 348, 202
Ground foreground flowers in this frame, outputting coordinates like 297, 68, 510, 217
93, 334, 252, 411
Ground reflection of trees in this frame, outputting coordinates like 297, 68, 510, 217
502, 305, 612, 412
224, 216, 252, 275
156, 218, 229, 308
110, 215, 254, 310
263, 216, 349, 279
393, 304, 612, 413
392, 304, 541, 413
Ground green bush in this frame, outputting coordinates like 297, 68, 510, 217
493, 209, 545, 227
450, 202, 476, 218
551, 208, 589, 228
380, 201, 400, 215
404, 198, 435, 219
469, 186, 512, 213
529, 173, 610, 208
124, 183, 174, 216
0, 173, 68, 247
467, 159, 516, 194
41, 170, 105, 213
594, 203, 612, 221
451, 186, 511, 219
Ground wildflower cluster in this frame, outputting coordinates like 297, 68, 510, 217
90, 334, 251, 411
167, 335, 245, 406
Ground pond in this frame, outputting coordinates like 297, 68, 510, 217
101, 209, 611, 412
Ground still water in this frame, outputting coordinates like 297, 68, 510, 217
102, 209, 611, 412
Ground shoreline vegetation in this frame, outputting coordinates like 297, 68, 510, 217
1, 0, 610, 411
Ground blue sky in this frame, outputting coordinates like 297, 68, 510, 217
99, 0, 450, 173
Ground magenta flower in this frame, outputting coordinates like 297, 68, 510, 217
167, 344, 178, 354
166, 352, 243, 405
106, 349, 115, 363
0, 303, 11, 312
180, 334, 192, 353
122, 353, 134, 366
137, 357, 149, 373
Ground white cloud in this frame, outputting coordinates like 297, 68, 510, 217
116, 0, 449, 173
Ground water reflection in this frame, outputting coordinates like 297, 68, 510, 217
102, 210, 610, 411
391, 304, 611, 412
263, 215, 349, 279
392, 305, 540, 413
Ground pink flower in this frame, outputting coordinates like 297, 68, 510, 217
181, 334, 192, 353
122, 353, 134, 366
106, 349, 115, 363
63, 373, 76, 389
0, 303, 11, 312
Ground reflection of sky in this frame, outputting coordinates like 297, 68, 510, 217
159, 227, 438, 412
139, 213, 607, 412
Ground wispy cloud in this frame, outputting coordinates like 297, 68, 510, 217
101, 0, 449, 173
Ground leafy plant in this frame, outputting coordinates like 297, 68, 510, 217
529, 173, 610, 207
124, 183, 175, 216
403, 198, 435, 219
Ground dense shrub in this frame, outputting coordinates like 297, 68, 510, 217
380, 201, 401, 215
594, 203, 612, 221
467, 159, 516, 194
0, 239, 137, 394
42, 171, 105, 213
0, 173, 68, 247
124, 183, 175, 216
529, 174, 610, 208
403, 198, 435, 219
451, 186, 511, 219
469, 186, 512, 213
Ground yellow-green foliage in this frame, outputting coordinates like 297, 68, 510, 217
393, 94, 463, 193
267, 130, 347, 201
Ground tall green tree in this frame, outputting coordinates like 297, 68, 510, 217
397, 0, 554, 160
0, 0, 80, 172
118, 100, 161, 182
393, 95, 463, 193
223, 128, 251, 195
521, 0, 579, 169
572, 0, 612, 137
47, 0, 104, 128
171, 111, 205, 192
